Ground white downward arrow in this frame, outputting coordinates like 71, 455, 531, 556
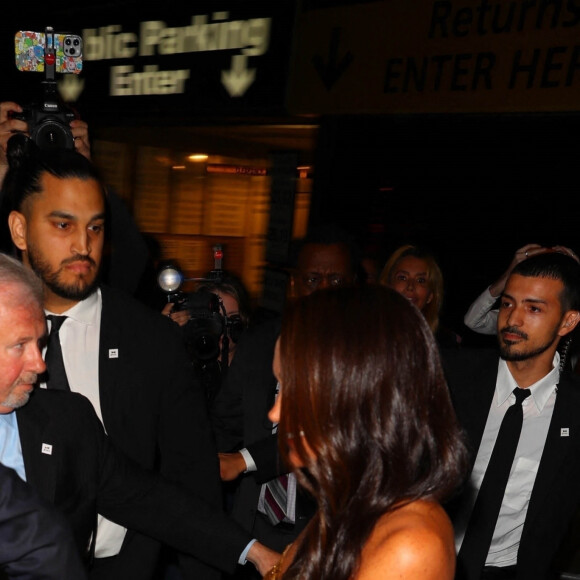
58, 75, 85, 102
221, 54, 256, 97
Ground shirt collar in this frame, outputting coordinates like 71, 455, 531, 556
0, 411, 17, 430
497, 352, 560, 412
45, 287, 101, 327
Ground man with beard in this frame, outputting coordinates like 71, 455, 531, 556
1, 134, 274, 579
442, 251, 580, 580
0, 250, 277, 578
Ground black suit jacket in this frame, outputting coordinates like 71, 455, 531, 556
211, 317, 316, 551
442, 347, 580, 580
69, 286, 222, 579
15, 388, 252, 575
0, 462, 87, 580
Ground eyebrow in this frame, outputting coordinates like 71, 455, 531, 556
10, 335, 36, 346
502, 292, 548, 305
395, 269, 427, 276
48, 210, 106, 221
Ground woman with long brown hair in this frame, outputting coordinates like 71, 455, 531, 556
265, 285, 468, 579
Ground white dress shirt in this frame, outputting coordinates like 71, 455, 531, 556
43, 289, 127, 558
455, 353, 560, 567
463, 286, 500, 335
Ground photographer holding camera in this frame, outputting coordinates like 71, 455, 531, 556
161, 269, 251, 407
0, 99, 151, 296
162, 271, 251, 363
0, 100, 90, 182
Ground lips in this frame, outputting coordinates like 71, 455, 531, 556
502, 332, 523, 341
17, 374, 38, 389
65, 261, 93, 274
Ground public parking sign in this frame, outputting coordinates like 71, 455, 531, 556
3, 1, 297, 123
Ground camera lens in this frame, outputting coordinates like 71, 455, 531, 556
193, 335, 220, 360
33, 120, 75, 151
73, 38, 80, 46
65, 38, 71, 45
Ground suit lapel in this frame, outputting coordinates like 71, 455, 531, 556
523, 376, 580, 531
16, 394, 58, 502
97, 287, 120, 429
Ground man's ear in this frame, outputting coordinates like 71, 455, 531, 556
8, 211, 27, 251
559, 310, 580, 336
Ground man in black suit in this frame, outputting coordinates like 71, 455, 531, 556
0, 251, 278, 578
212, 225, 359, 576
1, 134, 269, 579
442, 251, 580, 580
0, 462, 87, 579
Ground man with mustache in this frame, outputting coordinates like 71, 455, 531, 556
0, 250, 277, 577
1, 134, 277, 579
442, 251, 580, 580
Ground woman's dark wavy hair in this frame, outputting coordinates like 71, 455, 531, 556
277, 285, 468, 580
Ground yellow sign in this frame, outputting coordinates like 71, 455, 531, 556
287, 0, 580, 114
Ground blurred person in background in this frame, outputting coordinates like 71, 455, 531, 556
380, 244, 462, 348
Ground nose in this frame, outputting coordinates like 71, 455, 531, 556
268, 393, 281, 425
28, 345, 46, 375
506, 305, 523, 327
71, 229, 90, 256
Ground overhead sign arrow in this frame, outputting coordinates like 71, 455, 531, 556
221, 54, 256, 97
58, 74, 85, 102
312, 27, 353, 91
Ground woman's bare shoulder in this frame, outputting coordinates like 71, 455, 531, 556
356, 500, 456, 580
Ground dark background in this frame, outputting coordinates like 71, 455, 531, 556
309, 113, 580, 343
2, 1, 579, 344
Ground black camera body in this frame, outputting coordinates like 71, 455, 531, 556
170, 287, 225, 362
157, 245, 245, 369
12, 101, 75, 151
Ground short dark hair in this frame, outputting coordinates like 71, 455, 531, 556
2, 134, 105, 216
512, 252, 580, 312
289, 223, 361, 272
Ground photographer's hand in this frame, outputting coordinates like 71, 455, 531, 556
0, 101, 27, 186
70, 118, 91, 160
161, 303, 190, 327
0, 102, 91, 185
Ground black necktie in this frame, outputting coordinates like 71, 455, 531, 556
45, 315, 70, 391
457, 387, 531, 580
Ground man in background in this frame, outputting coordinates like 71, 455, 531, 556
1, 132, 246, 580
443, 252, 580, 579
212, 224, 360, 578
